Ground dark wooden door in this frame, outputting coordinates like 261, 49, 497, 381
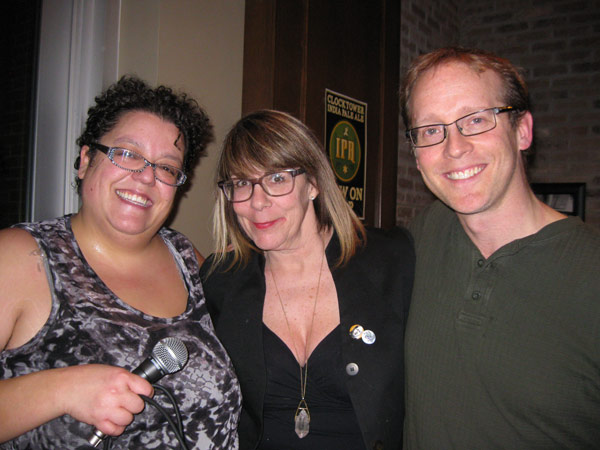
242, 0, 399, 228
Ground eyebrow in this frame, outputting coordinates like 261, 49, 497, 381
414, 106, 488, 126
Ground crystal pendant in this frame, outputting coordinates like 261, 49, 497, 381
294, 399, 310, 438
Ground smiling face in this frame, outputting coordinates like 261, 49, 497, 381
409, 62, 533, 217
77, 110, 184, 238
231, 169, 320, 253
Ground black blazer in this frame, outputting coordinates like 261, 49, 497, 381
200, 228, 415, 450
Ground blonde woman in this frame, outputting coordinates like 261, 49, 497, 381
201, 110, 414, 450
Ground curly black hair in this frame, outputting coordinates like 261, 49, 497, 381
74, 76, 212, 192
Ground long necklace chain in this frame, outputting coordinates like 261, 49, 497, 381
269, 247, 325, 439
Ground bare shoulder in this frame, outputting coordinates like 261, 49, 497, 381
0, 227, 52, 350
0, 227, 43, 270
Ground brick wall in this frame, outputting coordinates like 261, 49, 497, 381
397, 0, 461, 224
397, 0, 600, 229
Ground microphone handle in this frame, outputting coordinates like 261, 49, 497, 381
132, 357, 165, 383
88, 429, 107, 448
87, 358, 164, 447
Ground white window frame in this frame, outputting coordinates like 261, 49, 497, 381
31, 0, 119, 220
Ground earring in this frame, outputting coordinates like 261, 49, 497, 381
310, 196, 315, 201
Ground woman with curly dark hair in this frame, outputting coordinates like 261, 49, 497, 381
0, 76, 241, 449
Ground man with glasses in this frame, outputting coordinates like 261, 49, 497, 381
401, 47, 600, 448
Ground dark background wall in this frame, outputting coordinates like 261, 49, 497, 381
0, 1, 40, 228
397, 0, 600, 229
2, 1, 598, 230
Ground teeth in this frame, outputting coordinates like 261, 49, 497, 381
117, 190, 149, 207
447, 166, 483, 180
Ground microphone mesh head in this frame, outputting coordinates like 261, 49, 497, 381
152, 337, 189, 374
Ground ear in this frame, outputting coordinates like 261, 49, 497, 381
307, 176, 320, 200
78, 146, 92, 180
516, 111, 533, 152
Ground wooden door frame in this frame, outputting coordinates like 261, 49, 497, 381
242, 0, 399, 229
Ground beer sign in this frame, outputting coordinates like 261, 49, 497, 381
325, 89, 367, 219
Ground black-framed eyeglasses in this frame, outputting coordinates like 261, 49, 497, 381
90, 143, 187, 187
406, 106, 517, 148
218, 168, 306, 203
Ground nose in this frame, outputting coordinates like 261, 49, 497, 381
443, 124, 473, 159
132, 163, 156, 185
250, 183, 271, 210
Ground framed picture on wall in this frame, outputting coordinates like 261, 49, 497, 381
531, 182, 586, 220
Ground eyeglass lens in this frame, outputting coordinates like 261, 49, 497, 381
110, 148, 185, 186
410, 108, 499, 147
223, 171, 297, 202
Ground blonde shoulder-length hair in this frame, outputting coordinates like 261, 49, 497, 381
210, 109, 366, 272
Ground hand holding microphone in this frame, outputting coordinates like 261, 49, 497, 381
88, 337, 188, 447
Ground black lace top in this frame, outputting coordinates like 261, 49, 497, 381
0, 216, 241, 449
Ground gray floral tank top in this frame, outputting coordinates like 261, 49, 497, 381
0, 216, 241, 449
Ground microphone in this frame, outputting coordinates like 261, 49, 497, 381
88, 337, 188, 447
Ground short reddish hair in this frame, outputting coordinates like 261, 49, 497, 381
400, 47, 530, 129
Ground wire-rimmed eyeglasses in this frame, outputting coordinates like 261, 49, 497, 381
90, 143, 187, 187
406, 106, 517, 148
218, 168, 306, 203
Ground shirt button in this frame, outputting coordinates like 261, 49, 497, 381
472, 291, 481, 301
346, 363, 359, 376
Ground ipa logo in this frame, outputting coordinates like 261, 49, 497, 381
329, 121, 361, 182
